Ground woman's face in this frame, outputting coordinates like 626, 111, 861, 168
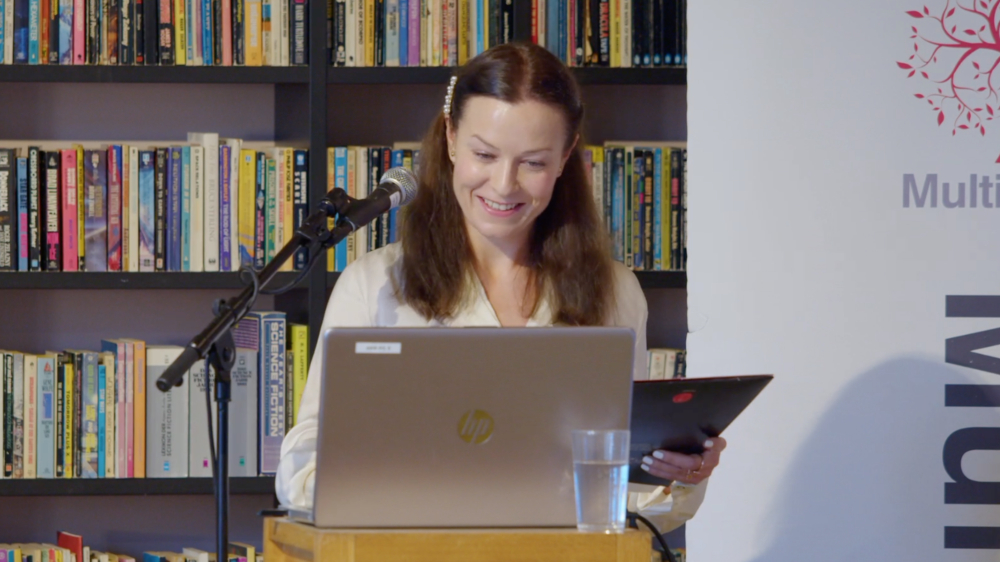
447, 96, 575, 252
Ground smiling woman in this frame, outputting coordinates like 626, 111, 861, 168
275, 41, 718, 536
402, 42, 611, 328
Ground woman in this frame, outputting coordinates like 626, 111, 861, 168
276, 41, 725, 533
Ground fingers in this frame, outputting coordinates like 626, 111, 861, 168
640, 438, 726, 486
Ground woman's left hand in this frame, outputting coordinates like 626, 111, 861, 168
639, 437, 727, 486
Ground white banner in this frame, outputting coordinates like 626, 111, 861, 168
687, 1, 1000, 560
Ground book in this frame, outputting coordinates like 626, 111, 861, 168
0, 149, 15, 271
145, 345, 188, 477
230, 315, 260, 476
188, 132, 219, 271
36, 354, 56, 478
188, 358, 216, 477
83, 149, 108, 272
23, 353, 36, 478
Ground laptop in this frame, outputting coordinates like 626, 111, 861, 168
289, 326, 635, 528
628, 374, 773, 487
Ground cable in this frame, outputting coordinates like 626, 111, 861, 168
206, 357, 217, 482
627, 511, 678, 562
237, 250, 323, 297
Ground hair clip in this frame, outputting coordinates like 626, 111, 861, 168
443, 76, 458, 115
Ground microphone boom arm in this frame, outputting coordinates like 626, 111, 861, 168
155, 186, 358, 392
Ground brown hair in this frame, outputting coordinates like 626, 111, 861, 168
399, 42, 615, 326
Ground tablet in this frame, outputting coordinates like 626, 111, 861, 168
628, 374, 773, 486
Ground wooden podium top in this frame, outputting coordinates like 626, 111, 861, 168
263, 517, 654, 562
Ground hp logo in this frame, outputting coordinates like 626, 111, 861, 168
458, 410, 494, 444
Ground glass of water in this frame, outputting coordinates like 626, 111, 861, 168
571, 429, 630, 533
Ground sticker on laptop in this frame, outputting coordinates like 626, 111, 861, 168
355, 342, 402, 354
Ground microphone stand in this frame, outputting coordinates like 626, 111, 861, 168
155, 186, 359, 562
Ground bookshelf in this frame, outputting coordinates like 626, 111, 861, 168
0, 0, 688, 554
0, 66, 311, 83
0, 477, 276, 496
0, 272, 308, 290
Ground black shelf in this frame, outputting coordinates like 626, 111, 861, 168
327, 66, 455, 84
0, 477, 275, 496
0, 65, 310, 84
327, 66, 686, 85
325, 270, 686, 289
0, 271, 307, 290
634, 271, 686, 289
572, 66, 686, 85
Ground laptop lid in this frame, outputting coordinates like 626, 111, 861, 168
311, 326, 635, 528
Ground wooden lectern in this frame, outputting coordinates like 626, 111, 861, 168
263, 517, 654, 562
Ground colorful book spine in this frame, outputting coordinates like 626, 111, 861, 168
27, 147, 40, 271
83, 351, 100, 478
71, 0, 83, 62
128, 339, 145, 477
256, 310, 286, 475
389, 149, 402, 243
121, 0, 133, 63
333, 147, 347, 271
15, 157, 27, 271
168, 146, 182, 272
75, 145, 84, 270
154, 148, 167, 270
108, 145, 124, 272
3, 352, 12, 477
44, 151, 60, 271
84, 150, 108, 272
290, 323, 308, 425
0, 150, 14, 271
118, 340, 129, 477
652, 147, 663, 270
97, 362, 106, 478
222, 140, 239, 270
122, 145, 132, 271
23, 354, 36, 479
0, 0, 5, 63
278, 148, 290, 271
102, 351, 115, 477
57, 0, 70, 61
219, 144, 232, 271
13, 0, 27, 63
37, 355, 55, 478
221, 0, 231, 64
292, 149, 308, 270
238, 149, 256, 268
201, 0, 212, 63
138, 151, 156, 272
253, 152, 266, 269
129, 146, 141, 272
27, 0, 38, 63
12, 352, 23, 478
181, 145, 192, 272
264, 156, 277, 263
61, 149, 79, 272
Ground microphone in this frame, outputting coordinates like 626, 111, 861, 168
339, 166, 418, 231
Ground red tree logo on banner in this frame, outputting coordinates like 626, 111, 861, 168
900, 0, 1000, 136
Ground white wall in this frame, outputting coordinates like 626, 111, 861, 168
688, 1, 1000, 560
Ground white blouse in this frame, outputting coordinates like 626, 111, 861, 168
275, 242, 708, 532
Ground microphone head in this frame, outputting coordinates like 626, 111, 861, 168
379, 167, 419, 208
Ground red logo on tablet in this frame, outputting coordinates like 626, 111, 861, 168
673, 392, 694, 404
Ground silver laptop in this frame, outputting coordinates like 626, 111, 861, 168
289, 326, 635, 528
